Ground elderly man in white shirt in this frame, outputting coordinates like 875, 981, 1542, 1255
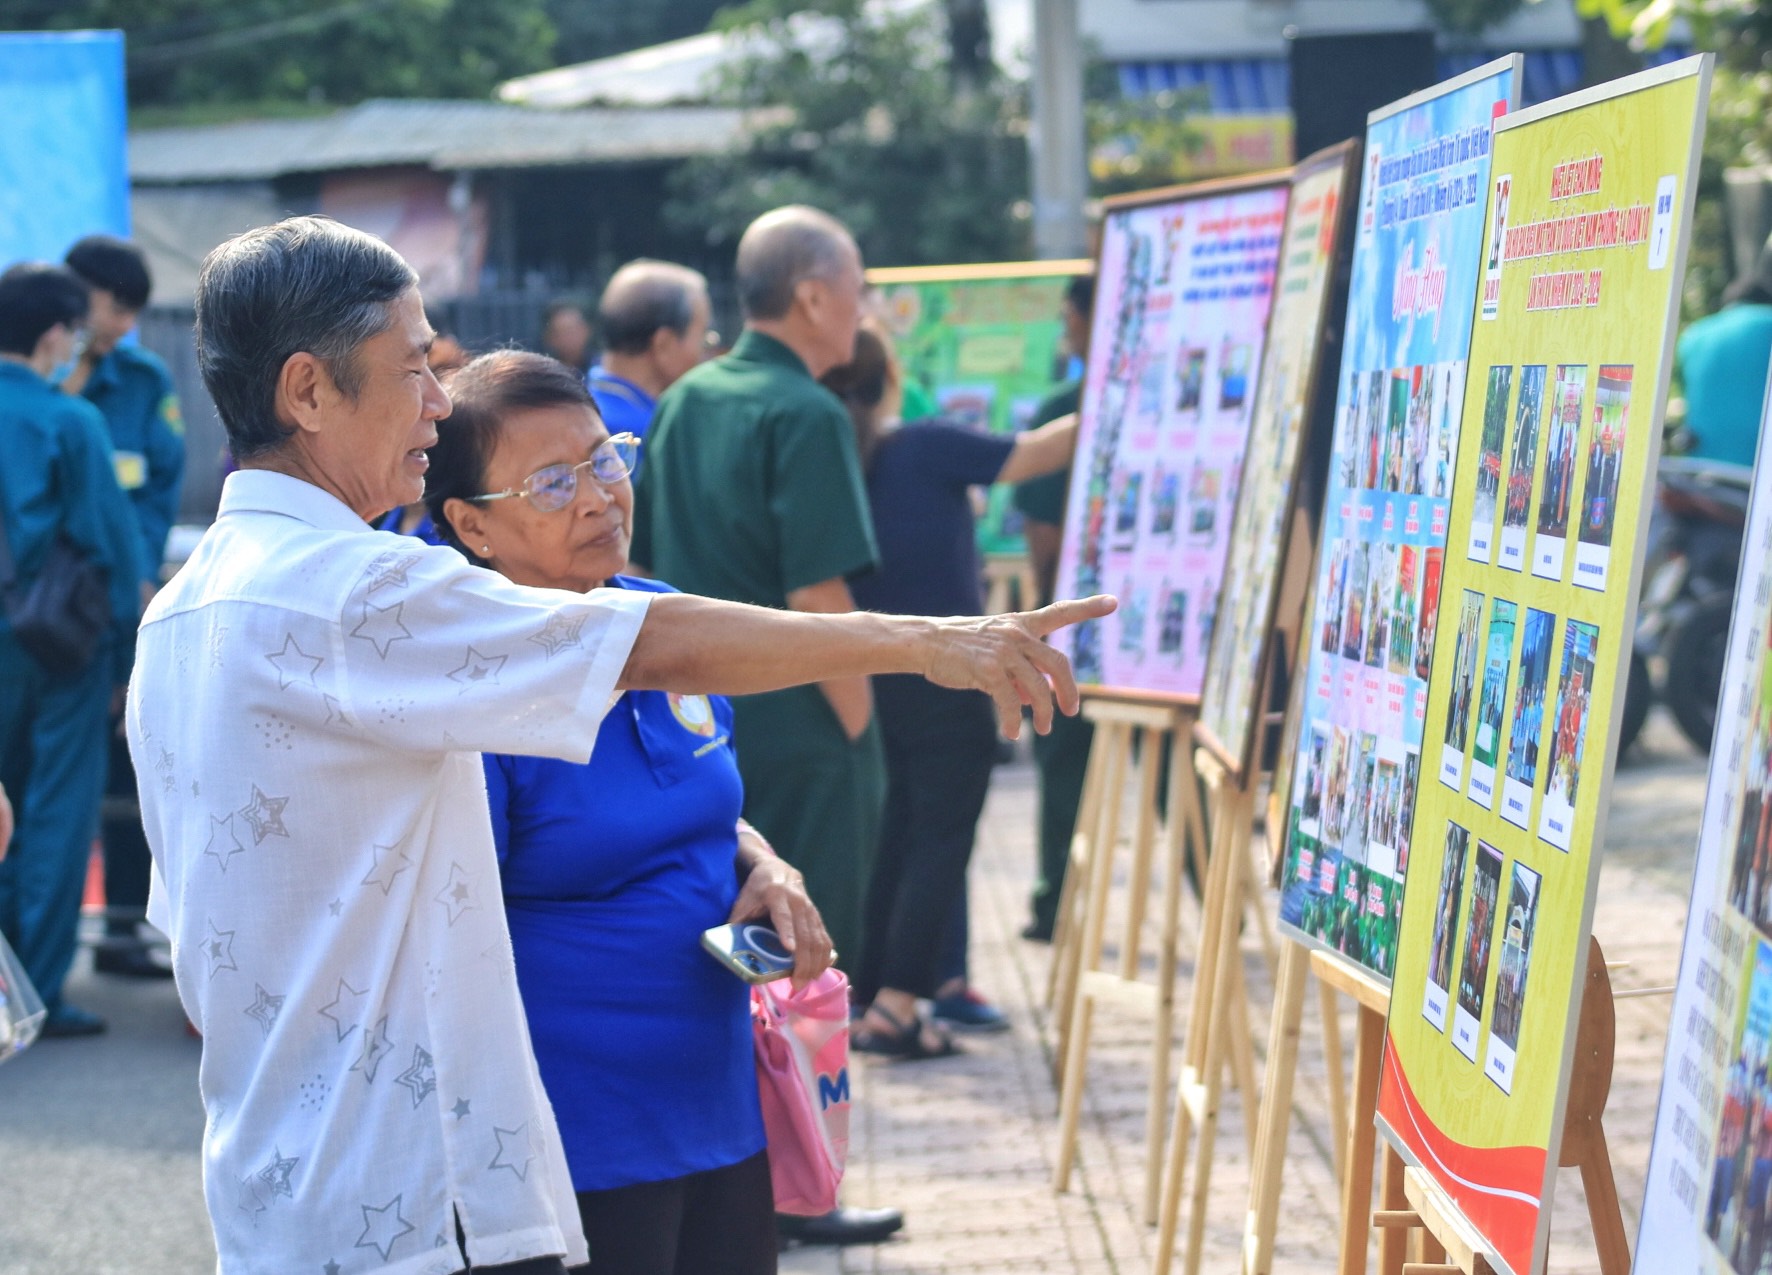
126, 215, 1110, 1275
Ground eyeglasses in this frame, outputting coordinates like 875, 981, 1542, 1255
468, 434, 641, 512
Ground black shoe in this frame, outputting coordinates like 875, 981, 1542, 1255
41, 1004, 107, 1038
94, 942, 175, 979
1020, 921, 1054, 943
776, 1205, 904, 1246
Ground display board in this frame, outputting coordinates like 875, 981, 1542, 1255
870, 260, 1090, 556
1636, 391, 1772, 1271
1198, 142, 1357, 776
1054, 173, 1291, 701
1277, 58, 1521, 980
1374, 56, 1710, 1275
0, 31, 129, 265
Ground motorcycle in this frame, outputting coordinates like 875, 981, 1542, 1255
1619, 455, 1754, 755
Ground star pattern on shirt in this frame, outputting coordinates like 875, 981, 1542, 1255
323, 1261, 341, 1275
351, 1015, 394, 1082
364, 551, 422, 593
322, 694, 354, 729
488, 1122, 535, 1182
155, 745, 177, 795
245, 984, 285, 1037
204, 812, 247, 874
355, 1193, 416, 1263
236, 1173, 268, 1220
433, 862, 477, 927
208, 625, 229, 670
361, 841, 414, 896
351, 599, 413, 659
446, 645, 508, 690
238, 786, 290, 845
317, 977, 369, 1043
204, 919, 238, 979
257, 1146, 299, 1199
328, 897, 343, 918
451, 1098, 471, 1120
265, 634, 324, 690
528, 613, 586, 658
395, 1044, 437, 1109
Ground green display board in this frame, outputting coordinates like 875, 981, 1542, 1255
871, 260, 1090, 556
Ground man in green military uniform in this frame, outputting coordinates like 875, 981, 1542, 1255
1014, 273, 1093, 940
62, 236, 184, 979
632, 205, 902, 1247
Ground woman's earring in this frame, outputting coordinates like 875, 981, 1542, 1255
481, 545, 491, 555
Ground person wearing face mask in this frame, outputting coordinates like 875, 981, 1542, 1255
0, 263, 143, 1037
60, 235, 187, 981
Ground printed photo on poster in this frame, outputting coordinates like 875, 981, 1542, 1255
1704, 941, 1772, 1271
1383, 370, 1411, 493
1533, 365, 1588, 581
1416, 547, 1445, 682
1343, 543, 1371, 663
1390, 545, 1421, 676
1321, 539, 1350, 655
1468, 365, 1512, 563
1175, 344, 1208, 415
1368, 737, 1408, 878
1188, 463, 1223, 543
1365, 543, 1398, 670
1218, 338, 1253, 414
1424, 820, 1472, 1032
1539, 618, 1599, 852
1150, 466, 1181, 539
1452, 839, 1505, 1062
1501, 607, 1555, 831
1575, 365, 1635, 592
1729, 647, 1772, 938
1118, 577, 1149, 658
1497, 364, 1546, 572
1484, 859, 1542, 1094
1111, 468, 1144, 552
1440, 590, 1487, 792
1157, 586, 1188, 658
1467, 598, 1519, 812
1298, 723, 1331, 839
1481, 174, 1511, 322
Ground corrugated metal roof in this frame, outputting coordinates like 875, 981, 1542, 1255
130, 98, 757, 184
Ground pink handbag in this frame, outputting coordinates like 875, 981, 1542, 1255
752, 969, 851, 1215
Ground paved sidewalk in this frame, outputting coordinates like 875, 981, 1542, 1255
0, 712, 1707, 1274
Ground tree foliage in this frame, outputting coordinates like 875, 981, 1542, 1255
664, 0, 1030, 268
543, 0, 730, 68
0, 0, 556, 108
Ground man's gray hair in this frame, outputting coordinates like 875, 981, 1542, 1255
196, 216, 416, 459
735, 206, 856, 321
598, 260, 708, 355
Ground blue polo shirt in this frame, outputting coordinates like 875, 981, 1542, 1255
587, 364, 658, 441
483, 575, 763, 1191
77, 343, 184, 577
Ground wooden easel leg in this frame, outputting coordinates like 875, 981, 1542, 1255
1579, 1123, 1630, 1275
1319, 972, 1348, 1185
1336, 1003, 1386, 1275
1054, 724, 1128, 1061
1121, 724, 1165, 980
1241, 941, 1310, 1274
1045, 728, 1102, 1007
1180, 780, 1256, 1275
1246, 835, 1279, 972
1377, 1147, 1407, 1275
1227, 937, 1260, 1161
1145, 717, 1194, 1225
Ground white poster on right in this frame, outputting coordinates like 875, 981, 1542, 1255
1638, 373, 1772, 1273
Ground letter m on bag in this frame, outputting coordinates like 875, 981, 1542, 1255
818, 1069, 850, 1109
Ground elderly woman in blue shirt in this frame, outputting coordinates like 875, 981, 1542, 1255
419, 351, 825, 1275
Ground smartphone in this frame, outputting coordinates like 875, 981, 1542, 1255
700, 922, 798, 984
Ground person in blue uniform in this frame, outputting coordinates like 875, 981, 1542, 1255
60, 235, 186, 979
587, 260, 713, 445
0, 263, 143, 1035
1678, 240, 1772, 469
421, 349, 847, 1273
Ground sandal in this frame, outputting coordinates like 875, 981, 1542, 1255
851, 1003, 961, 1061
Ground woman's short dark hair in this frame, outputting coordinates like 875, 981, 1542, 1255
195, 216, 416, 460
423, 350, 601, 561
0, 263, 90, 356
819, 319, 895, 469
64, 235, 153, 311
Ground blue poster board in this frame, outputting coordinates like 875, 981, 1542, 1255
1276, 57, 1521, 983
0, 31, 129, 267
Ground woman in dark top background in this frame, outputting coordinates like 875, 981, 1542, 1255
824, 321, 1076, 1057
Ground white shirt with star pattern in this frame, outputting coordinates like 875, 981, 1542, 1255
127, 470, 651, 1275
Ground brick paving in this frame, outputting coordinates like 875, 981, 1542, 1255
797, 710, 1707, 1275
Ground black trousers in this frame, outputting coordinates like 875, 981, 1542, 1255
575, 1149, 776, 1275
102, 724, 153, 934
855, 675, 998, 1004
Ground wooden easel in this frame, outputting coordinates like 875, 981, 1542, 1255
1366, 937, 1629, 1275
1149, 740, 1265, 1275
983, 553, 1038, 616
1047, 695, 1222, 1223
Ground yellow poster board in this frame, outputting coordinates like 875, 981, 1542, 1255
1375, 55, 1711, 1275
